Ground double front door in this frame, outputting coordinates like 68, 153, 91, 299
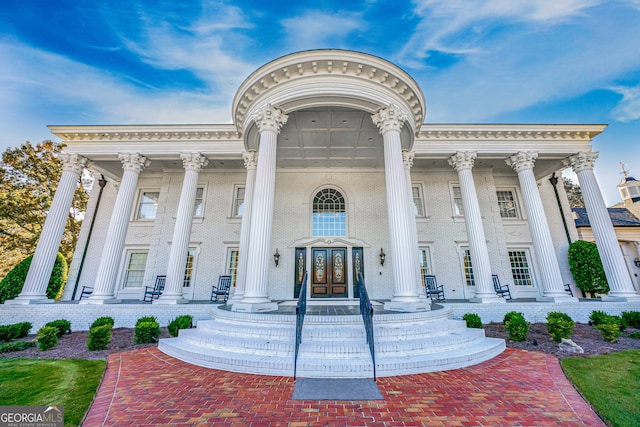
311, 248, 348, 298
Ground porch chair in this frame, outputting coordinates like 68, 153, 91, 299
79, 286, 93, 300
564, 283, 574, 297
211, 275, 232, 303
424, 274, 445, 301
491, 274, 512, 300
142, 275, 166, 302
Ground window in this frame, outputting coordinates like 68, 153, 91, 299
137, 191, 159, 220
183, 249, 196, 287
462, 249, 475, 286
497, 190, 519, 219
509, 250, 533, 286
227, 249, 239, 287
193, 187, 204, 217
233, 186, 245, 217
123, 252, 148, 287
412, 184, 425, 216
312, 188, 346, 236
419, 248, 431, 286
452, 186, 464, 216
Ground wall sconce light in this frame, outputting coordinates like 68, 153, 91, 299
274, 249, 280, 267
379, 248, 386, 266
635, 257, 640, 268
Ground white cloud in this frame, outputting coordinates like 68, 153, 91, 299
280, 11, 365, 51
610, 84, 640, 122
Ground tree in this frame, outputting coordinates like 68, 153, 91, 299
563, 177, 584, 208
0, 252, 68, 303
567, 240, 609, 298
0, 141, 89, 278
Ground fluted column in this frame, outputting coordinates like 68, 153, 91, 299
403, 150, 428, 301
156, 153, 208, 304
564, 152, 640, 301
229, 150, 258, 304
507, 152, 577, 302
373, 105, 427, 312
448, 152, 503, 303
6, 153, 91, 304
233, 105, 287, 312
83, 153, 150, 304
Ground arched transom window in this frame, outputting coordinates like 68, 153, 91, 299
312, 188, 346, 236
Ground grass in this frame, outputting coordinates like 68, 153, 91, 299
562, 349, 640, 427
0, 358, 106, 427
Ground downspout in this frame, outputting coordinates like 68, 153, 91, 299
71, 176, 107, 300
549, 173, 572, 244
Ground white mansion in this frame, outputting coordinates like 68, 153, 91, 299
7, 49, 640, 310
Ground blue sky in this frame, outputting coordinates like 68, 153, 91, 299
1, 0, 639, 205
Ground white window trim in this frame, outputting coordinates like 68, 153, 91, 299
192, 184, 208, 224
115, 246, 150, 299
133, 188, 161, 222
225, 246, 240, 287
449, 182, 465, 222
229, 184, 245, 221
507, 246, 538, 288
412, 182, 428, 219
495, 187, 524, 221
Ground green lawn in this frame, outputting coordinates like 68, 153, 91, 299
562, 349, 640, 427
0, 358, 106, 427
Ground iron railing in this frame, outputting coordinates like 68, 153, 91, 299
293, 271, 308, 380
357, 272, 376, 380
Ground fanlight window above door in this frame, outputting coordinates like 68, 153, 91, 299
312, 188, 346, 236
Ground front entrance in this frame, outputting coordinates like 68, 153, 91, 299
311, 248, 348, 298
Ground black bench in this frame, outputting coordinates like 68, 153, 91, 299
492, 274, 512, 300
142, 275, 166, 302
424, 274, 445, 301
211, 275, 232, 303
564, 283, 574, 297
79, 286, 93, 300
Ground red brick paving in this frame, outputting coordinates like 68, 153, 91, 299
83, 348, 605, 426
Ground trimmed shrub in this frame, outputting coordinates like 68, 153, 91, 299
37, 326, 59, 351
462, 313, 482, 329
597, 323, 621, 343
567, 240, 609, 297
45, 319, 71, 337
589, 310, 609, 326
0, 341, 35, 353
135, 319, 160, 344
546, 312, 575, 342
629, 331, 640, 339
168, 315, 193, 337
0, 322, 32, 341
91, 317, 115, 329
621, 311, 640, 329
0, 253, 68, 304
87, 324, 112, 351
504, 312, 528, 342
136, 316, 158, 326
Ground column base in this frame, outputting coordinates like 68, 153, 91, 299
4, 296, 54, 305
469, 296, 506, 303
231, 302, 279, 313
154, 296, 189, 305
601, 294, 640, 302
79, 297, 121, 304
384, 300, 430, 312
537, 295, 579, 303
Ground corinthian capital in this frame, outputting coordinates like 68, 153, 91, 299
60, 153, 92, 175
372, 104, 410, 134
243, 150, 258, 169
448, 151, 477, 172
402, 150, 415, 169
251, 104, 288, 134
563, 151, 599, 173
180, 152, 209, 172
119, 153, 150, 173
506, 151, 538, 173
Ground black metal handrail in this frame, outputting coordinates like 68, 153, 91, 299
357, 272, 376, 381
293, 271, 308, 380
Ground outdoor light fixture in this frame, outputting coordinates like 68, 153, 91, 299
274, 249, 280, 267
635, 257, 640, 268
379, 248, 386, 266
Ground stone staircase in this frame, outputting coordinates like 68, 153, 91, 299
158, 305, 505, 378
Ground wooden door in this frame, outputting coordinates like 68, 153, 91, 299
311, 248, 348, 298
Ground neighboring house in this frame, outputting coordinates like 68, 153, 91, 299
6, 49, 640, 308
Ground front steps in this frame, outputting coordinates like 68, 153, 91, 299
158, 305, 505, 378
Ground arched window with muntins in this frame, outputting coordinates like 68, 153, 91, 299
312, 188, 346, 236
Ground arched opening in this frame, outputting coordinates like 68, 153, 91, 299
312, 188, 346, 237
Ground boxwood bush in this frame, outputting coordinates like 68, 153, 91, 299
462, 313, 482, 329
90, 317, 115, 329
0, 322, 32, 341
621, 311, 640, 329
87, 324, 112, 351
135, 317, 160, 344
0, 253, 67, 304
168, 315, 193, 337
504, 311, 528, 342
37, 326, 59, 351
546, 312, 575, 342
0, 341, 35, 353
597, 323, 621, 343
45, 319, 71, 337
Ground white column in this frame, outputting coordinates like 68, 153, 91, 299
448, 152, 503, 303
507, 152, 577, 302
83, 153, 150, 304
373, 105, 427, 312
229, 150, 258, 304
156, 153, 208, 304
6, 153, 90, 304
233, 105, 287, 313
403, 150, 429, 302
564, 152, 640, 301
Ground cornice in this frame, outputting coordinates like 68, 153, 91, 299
417, 124, 606, 141
48, 125, 241, 143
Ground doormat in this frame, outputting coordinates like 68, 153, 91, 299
292, 378, 383, 400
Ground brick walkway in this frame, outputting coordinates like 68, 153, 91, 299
84, 348, 605, 427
